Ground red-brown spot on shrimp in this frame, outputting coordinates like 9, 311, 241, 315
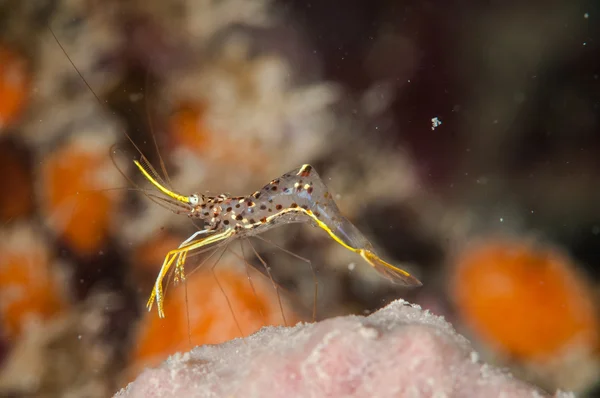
271, 186, 277, 191
314, 211, 321, 218
301, 205, 308, 210
275, 204, 282, 210
236, 215, 243, 221
307, 187, 313, 195
260, 204, 267, 210
223, 220, 230, 225
260, 217, 267, 223
226, 207, 232, 212
290, 203, 298, 208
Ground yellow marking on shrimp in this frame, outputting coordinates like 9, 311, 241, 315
133, 160, 190, 204
256, 207, 420, 284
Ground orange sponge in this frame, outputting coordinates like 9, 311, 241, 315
40, 135, 122, 256
452, 238, 599, 361
0, 45, 30, 131
0, 224, 68, 339
168, 102, 210, 154
129, 262, 296, 377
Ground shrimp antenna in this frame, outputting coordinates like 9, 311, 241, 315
144, 70, 173, 189
48, 25, 190, 208
48, 27, 144, 159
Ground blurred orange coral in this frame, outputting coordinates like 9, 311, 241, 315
0, 45, 30, 131
129, 262, 296, 378
452, 238, 599, 361
169, 102, 210, 154
40, 135, 121, 256
0, 224, 68, 340
167, 101, 267, 176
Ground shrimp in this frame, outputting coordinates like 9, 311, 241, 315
47, 25, 422, 321
137, 161, 423, 318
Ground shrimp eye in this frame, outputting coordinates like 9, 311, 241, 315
188, 194, 200, 206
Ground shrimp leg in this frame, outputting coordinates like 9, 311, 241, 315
303, 208, 422, 285
173, 229, 214, 284
147, 228, 235, 318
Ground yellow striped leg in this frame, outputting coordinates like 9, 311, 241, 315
146, 229, 235, 318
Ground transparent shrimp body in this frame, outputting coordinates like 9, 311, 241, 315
223, 165, 376, 242
263, 165, 421, 285
193, 164, 422, 285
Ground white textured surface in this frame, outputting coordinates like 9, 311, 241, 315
116, 300, 574, 398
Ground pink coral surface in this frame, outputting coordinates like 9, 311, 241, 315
116, 300, 573, 398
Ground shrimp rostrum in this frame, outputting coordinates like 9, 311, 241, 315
137, 161, 423, 318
